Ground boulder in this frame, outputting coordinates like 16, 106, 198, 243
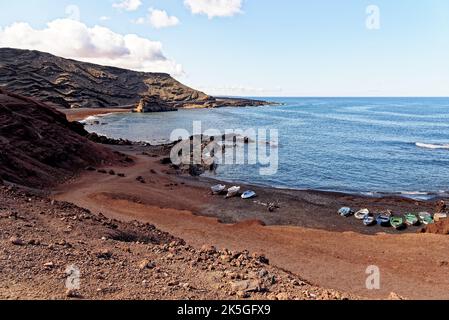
230, 280, 262, 293
435, 200, 448, 213
138, 259, 156, 270
9, 236, 25, 246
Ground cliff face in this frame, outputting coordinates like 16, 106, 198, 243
0, 87, 121, 188
0, 48, 211, 109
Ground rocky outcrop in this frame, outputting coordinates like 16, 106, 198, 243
134, 95, 177, 113
423, 219, 449, 235
0, 87, 122, 188
204, 97, 273, 108
0, 48, 272, 110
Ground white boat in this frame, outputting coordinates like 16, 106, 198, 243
226, 186, 241, 198
434, 212, 448, 222
211, 184, 226, 195
241, 191, 257, 199
355, 209, 370, 220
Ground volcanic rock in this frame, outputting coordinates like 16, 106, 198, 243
134, 95, 177, 113
435, 200, 448, 213
9, 236, 25, 246
0, 88, 120, 188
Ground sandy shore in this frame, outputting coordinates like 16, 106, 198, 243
61, 108, 132, 122
52, 144, 449, 300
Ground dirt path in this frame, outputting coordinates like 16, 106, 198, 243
53, 151, 449, 300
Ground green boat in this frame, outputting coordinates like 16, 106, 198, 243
390, 216, 405, 230
404, 213, 419, 226
419, 212, 434, 225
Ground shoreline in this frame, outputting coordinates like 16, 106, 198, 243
64, 107, 449, 201
61, 107, 132, 122
201, 174, 449, 202
81, 121, 449, 201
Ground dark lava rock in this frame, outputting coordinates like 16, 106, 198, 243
0, 88, 119, 189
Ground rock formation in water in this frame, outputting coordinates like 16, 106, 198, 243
134, 95, 177, 113
0, 87, 122, 188
0, 48, 271, 110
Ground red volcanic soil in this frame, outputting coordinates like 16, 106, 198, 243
0, 88, 122, 189
53, 148, 449, 300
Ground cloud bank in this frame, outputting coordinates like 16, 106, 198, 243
0, 19, 183, 76
184, 0, 243, 18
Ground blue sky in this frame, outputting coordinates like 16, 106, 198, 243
0, 0, 448, 96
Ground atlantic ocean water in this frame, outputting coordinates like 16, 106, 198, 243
86, 97, 449, 199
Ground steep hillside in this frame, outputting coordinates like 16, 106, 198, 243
0, 48, 268, 109
0, 87, 122, 188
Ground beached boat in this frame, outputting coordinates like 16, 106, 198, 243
390, 216, 405, 230
355, 209, 370, 220
338, 207, 353, 217
211, 184, 226, 195
226, 186, 241, 198
418, 212, 434, 225
434, 212, 448, 222
376, 211, 392, 227
404, 213, 419, 226
241, 191, 257, 199
363, 214, 376, 226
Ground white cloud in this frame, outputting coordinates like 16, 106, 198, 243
99, 16, 111, 21
133, 8, 180, 29
0, 19, 183, 76
184, 0, 243, 18
113, 0, 142, 11
149, 9, 180, 29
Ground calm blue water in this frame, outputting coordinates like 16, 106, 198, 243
87, 98, 449, 198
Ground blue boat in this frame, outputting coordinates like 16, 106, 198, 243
241, 190, 257, 199
376, 213, 392, 227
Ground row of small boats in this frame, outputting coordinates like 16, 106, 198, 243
211, 184, 257, 199
338, 207, 448, 229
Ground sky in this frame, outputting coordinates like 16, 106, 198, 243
0, 0, 448, 97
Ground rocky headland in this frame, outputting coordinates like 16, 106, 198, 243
0, 48, 272, 111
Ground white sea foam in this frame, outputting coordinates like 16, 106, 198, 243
84, 116, 100, 121
415, 142, 449, 150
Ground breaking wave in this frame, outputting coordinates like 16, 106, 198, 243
416, 142, 449, 150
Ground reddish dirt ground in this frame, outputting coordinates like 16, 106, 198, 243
53, 148, 449, 300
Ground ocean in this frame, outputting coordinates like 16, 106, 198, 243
86, 97, 449, 199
